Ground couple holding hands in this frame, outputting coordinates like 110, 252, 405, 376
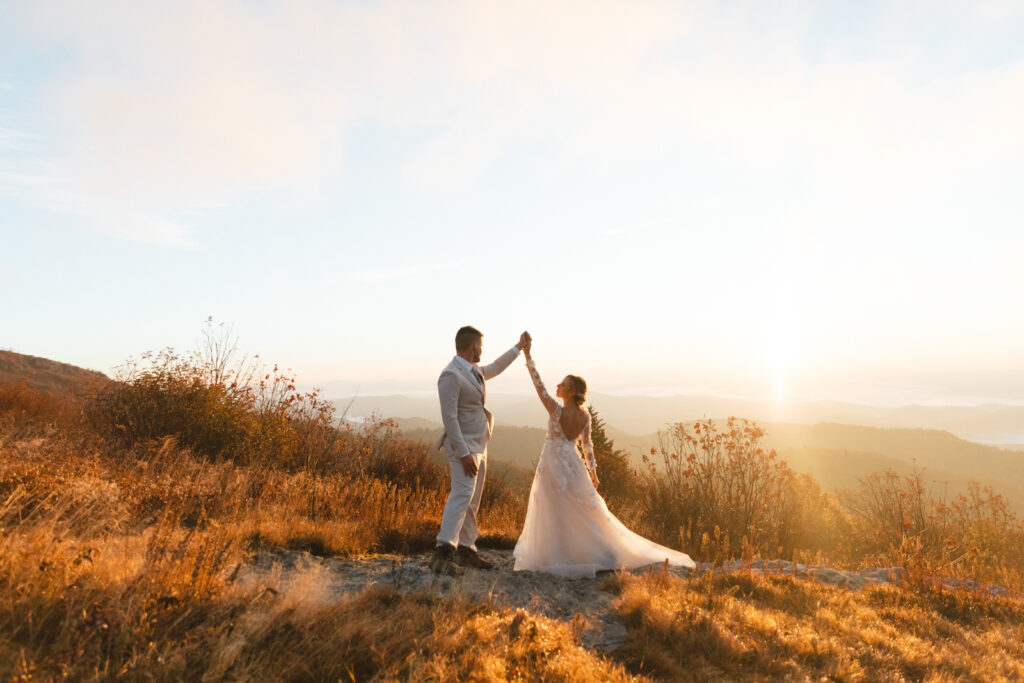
431, 326, 694, 579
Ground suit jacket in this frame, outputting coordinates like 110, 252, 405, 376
435, 346, 520, 458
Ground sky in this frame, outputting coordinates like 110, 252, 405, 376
2, 0, 1024, 405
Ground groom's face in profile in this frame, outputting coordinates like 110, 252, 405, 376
469, 337, 483, 364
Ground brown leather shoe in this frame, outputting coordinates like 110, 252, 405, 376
456, 545, 494, 569
429, 544, 457, 575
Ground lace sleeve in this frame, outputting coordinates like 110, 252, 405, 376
581, 412, 597, 474
525, 356, 557, 414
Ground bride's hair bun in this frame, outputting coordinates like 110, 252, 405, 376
567, 375, 587, 406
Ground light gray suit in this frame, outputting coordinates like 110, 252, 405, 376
435, 346, 520, 550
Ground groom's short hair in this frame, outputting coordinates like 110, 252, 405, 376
455, 326, 483, 351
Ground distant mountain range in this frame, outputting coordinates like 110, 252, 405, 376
332, 392, 1024, 446
338, 393, 1024, 513
394, 418, 1024, 514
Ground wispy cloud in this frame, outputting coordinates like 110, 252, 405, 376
4, 0, 1024, 245
0, 125, 32, 151
1, 103, 195, 247
0, 167, 193, 248
599, 225, 639, 237
347, 257, 471, 284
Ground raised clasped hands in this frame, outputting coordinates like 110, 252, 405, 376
518, 330, 532, 355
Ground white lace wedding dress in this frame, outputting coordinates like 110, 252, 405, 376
513, 357, 696, 579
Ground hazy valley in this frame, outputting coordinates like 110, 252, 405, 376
332, 391, 1024, 445
337, 394, 1024, 513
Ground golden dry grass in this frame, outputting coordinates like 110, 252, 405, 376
0, 421, 545, 681
5, 418, 1023, 681
608, 568, 1024, 681
3, 350, 1024, 681
0, 492, 628, 680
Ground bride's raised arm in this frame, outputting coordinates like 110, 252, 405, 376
524, 350, 558, 415
580, 413, 599, 486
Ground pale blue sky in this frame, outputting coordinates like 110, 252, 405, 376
3, 1, 1024, 404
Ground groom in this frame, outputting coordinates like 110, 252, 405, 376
430, 325, 530, 574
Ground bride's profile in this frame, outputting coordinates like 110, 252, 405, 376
513, 338, 696, 578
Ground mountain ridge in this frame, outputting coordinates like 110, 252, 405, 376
332, 392, 1024, 445
397, 418, 1024, 514
0, 350, 110, 396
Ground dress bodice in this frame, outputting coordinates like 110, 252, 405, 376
526, 357, 597, 473
547, 405, 570, 441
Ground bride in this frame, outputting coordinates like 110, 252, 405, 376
513, 338, 696, 579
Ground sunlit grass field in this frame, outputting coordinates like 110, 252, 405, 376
2, 344, 1023, 680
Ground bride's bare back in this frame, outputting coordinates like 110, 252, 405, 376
559, 405, 587, 441
523, 351, 588, 439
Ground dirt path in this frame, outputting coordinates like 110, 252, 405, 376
237, 549, 1010, 653
240, 548, 635, 650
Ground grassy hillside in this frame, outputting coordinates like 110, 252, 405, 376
4, 347, 1024, 679
4, 402, 1023, 680
0, 349, 109, 395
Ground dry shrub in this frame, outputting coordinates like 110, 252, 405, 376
637, 418, 844, 562
342, 416, 448, 488
0, 380, 79, 436
86, 348, 340, 470
844, 467, 1024, 590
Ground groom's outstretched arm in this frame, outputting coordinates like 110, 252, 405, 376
479, 346, 521, 380
438, 370, 470, 459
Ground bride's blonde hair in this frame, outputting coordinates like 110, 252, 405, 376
566, 375, 587, 407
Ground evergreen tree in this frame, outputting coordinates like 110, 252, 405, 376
586, 405, 638, 511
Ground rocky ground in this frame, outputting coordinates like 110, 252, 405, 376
235, 549, 1010, 653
